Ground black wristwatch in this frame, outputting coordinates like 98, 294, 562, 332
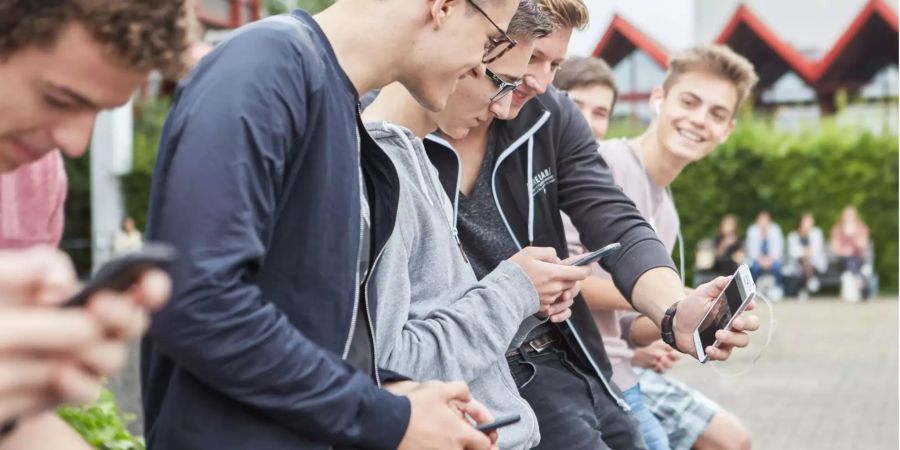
660, 301, 680, 352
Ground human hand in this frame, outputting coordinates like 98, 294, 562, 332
398, 381, 496, 450
509, 247, 590, 315
672, 276, 760, 361
632, 340, 681, 373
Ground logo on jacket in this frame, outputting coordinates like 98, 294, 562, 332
531, 168, 556, 196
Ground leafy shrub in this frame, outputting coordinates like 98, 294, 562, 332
58, 389, 144, 450
613, 116, 898, 290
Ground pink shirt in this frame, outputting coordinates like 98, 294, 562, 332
564, 139, 679, 391
0, 151, 68, 249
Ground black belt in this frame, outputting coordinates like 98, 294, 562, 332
506, 329, 561, 358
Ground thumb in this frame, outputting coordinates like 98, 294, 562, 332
524, 247, 559, 263
434, 381, 472, 403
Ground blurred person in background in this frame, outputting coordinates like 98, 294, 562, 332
745, 211, 784, 300
712, 214, 744, 277
112, 216, 144, 256
785, 212, 827, 300
0, 0, 188, 447
830, 205, 870, 302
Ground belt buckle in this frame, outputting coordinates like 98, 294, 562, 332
528, 336, 555, 353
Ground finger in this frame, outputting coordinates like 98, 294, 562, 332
704, 345, 733, 361
463, 397, 494, 425
0, 390, 56, 424
546, 296, 574, 316
731, 315, 760, 332
549, 264, 592, 281
0, 358, 59, 394
75, 341, 128, 377
51, 364, 102, 406
699, 276, 731, 297
0, 310, 101, 353
434, 381, 472, 404
129, 270, 172, 311
526, 247, 560, 263
715, 329, 750, 348
457, 421, 493, 450
549, 308, 571, 323
87, 293, 147, 340
0, 248, 77, 307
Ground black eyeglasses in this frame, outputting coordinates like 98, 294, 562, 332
486, 68, 521, 102
466, 0, 517, 64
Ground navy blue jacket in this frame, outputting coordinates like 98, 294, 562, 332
141, 11, 409, 449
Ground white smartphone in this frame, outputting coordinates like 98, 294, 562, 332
693, 264, 756, 363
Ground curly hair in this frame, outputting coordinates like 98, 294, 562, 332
0, 0, 193, 78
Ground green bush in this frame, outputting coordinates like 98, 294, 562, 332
119, 99, 172, 231
630, 117, 899, 290
58, 389, 144, 450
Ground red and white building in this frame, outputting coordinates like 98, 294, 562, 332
571, 0, 898, 132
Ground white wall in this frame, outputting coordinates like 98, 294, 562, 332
569, 0, 694, 57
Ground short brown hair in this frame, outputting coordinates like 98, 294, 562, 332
507, 0, 553, 40
537, 0, 589, 31
553, 56, 618, 106
0, 0, 193, 78
663, 45, 759, 109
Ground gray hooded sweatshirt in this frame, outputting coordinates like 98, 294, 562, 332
366, 122, 544, 449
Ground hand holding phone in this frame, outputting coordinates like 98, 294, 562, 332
62, 243, 176, 308
692, 264, 756, 363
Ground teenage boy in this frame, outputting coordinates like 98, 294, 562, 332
552, 56, 617, 141
0, 1, 186, 448
422, 1, 761, 448
557, 48, 757, 450
364, 3, 592, 449
141, 1, 522, 449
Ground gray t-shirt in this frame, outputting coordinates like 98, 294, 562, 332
456, 132, 554, 341
456, 133, 521, 280
563, 138, 679, 390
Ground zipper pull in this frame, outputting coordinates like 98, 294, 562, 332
453, 229, 469, 264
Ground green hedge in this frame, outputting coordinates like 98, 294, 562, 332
58, 389, 144, 450
612, 117, 898, 291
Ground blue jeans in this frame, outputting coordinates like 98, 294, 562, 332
750, 259, 783, 283
623, 384, 672, 450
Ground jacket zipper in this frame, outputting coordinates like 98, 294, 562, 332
341, 125, 365, 361
424, 134, 470, 265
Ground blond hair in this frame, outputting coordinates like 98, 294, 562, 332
537, 0, 589, 31
663, 45, 759, 109
554, 56, 618, 106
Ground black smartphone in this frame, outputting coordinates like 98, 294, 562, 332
61, 243, 177, 308
475, 414, 521, 433
568, 242, 621, 267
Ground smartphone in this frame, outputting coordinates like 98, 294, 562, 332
475, 414, 521, 433
567, 242, 621, 267
61, 243, 177, 308
692, 264, 756, 363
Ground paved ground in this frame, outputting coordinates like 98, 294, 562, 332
667, 296, 899, 450
111, 297, 899, 446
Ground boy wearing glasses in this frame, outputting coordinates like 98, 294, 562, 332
361, 3, 591, 449
141, 1, 522, 449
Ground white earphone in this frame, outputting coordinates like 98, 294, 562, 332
653, 100, 662, 115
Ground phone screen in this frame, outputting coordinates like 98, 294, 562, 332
695, 277, 745, 349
